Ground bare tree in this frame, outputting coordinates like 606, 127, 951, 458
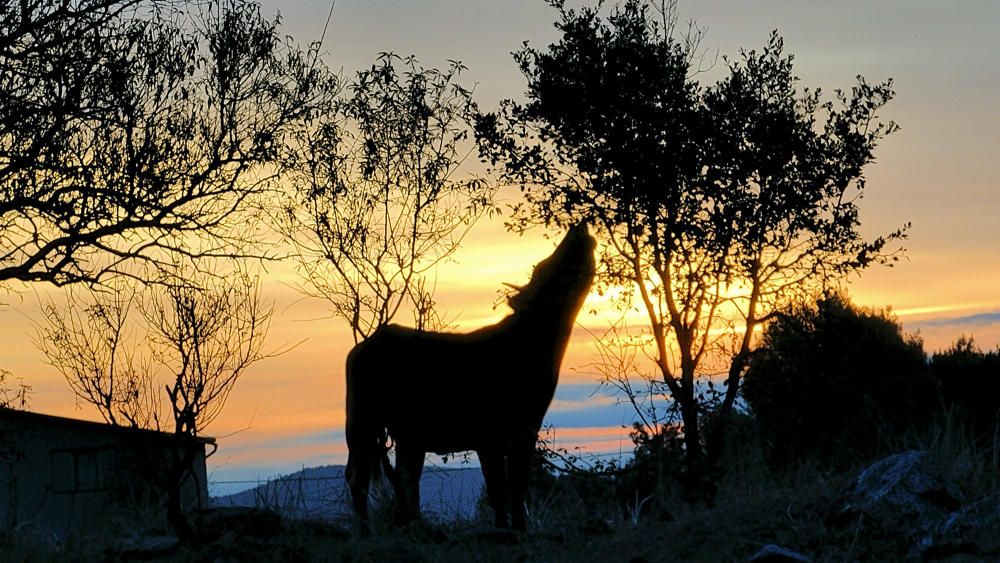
36, 263, 273, 535
144, 266, 271, 535
0, 370, 30, 410
0, 0, 339, 288
37, 279, 157, 427
37, 266, 272, 429
142, 267, 271, 438
285, 53, 495, 343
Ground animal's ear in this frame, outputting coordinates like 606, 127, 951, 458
570, 221, 597, 252
504, 282, 525, 311
565, 222, 585, 241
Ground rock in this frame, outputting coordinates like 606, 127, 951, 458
831, 450, 960, 537
195, 506, 283, 540
116, 535, 180, 559
923, 495, 1000, 559
748, 544, 812, 562
468, 527, 520, 544
581, 516, 614, 536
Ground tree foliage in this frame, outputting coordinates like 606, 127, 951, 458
477, 0, 905, 464
743, 293, 934, 464
0, 0, 338, 288
286, 53, 494, 342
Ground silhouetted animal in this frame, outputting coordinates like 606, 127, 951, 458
345, 223, 596, 532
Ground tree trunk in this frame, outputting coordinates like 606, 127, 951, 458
706, 349, 751, 465
676, 376, 719, 501
166, 440, 195, 540
677, 381, 702, 465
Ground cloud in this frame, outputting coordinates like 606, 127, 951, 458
218, 429, 344, 460
544, 400, 639, 429
552, 381, 610, 403
914, 311, 1000, 328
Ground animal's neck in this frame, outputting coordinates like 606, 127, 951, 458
506, 306, 578, 379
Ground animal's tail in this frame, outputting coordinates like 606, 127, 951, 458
345, 335, 400, 532
374, 428, 399, 491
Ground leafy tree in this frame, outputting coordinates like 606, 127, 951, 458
477, 0, 905, 468
743, 293, 934, 465
0, 0, 338, 288
285, 53, 494, 343
930, 336, 1000, 440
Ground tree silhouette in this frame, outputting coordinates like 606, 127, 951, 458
743, 293, 933, 465
144, 267, 271, 535
37, 278, 156, 428
36, 265, 272, 535
478, 0, 905, 468
4, 0, 336, 531
285, 54, 494, 343
0, 369, 30, 410
0, 0, 338, 288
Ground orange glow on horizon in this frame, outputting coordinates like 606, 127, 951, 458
892, 302, 1000, 319
7, 213, 1000, 481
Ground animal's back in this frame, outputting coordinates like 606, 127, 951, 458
345, 322, 537, 453
349, 323, 504, 387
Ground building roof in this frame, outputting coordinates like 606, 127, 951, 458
0, 407, 216, 444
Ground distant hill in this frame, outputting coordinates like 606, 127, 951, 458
210, 464, 485, 523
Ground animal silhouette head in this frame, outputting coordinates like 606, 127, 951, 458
507, 222, 596, 313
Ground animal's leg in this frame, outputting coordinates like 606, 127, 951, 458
393, 442, 425, 526
508, 438, 536, 531
345, 446, 373, 535
477, 448, 509, 528
345, 348, 374, 535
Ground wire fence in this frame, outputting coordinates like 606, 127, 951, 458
210, 469, 352, 522
206, 449, 635, 524
208, 466, 486, 523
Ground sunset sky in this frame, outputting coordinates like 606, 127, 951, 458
2, 1, 999, 493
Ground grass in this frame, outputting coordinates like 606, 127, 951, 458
5, 416, 1000, 562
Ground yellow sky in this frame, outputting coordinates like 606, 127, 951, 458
6, 211, 998, 486
2, 1, 999, 487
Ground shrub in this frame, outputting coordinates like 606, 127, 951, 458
743, 293, 935, 466
929, 336, 1000, 442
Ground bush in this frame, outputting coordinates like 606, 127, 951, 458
526, 439, 645, 530
930, 336, 1000, 442
743, 293, 935, 466
624, 422, 689, 511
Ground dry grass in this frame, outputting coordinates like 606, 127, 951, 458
5, 416, 999, 562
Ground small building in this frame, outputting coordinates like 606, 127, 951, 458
0, 407, 214, 538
